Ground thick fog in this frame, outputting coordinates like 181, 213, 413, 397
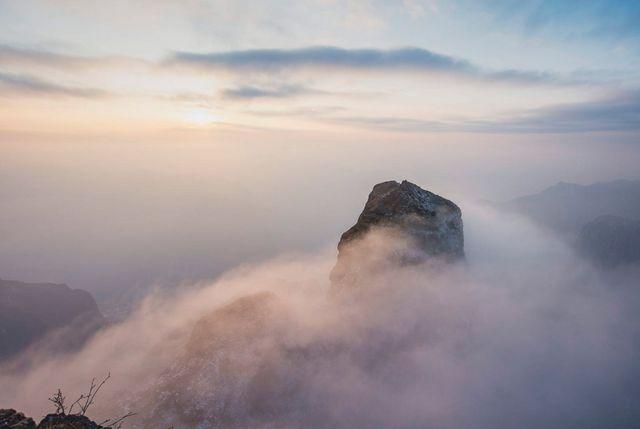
2, 197, 640, 428
2, 134, 640, 307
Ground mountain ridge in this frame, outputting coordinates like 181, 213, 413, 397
498, 179, 640, 237
0, 278, 106, 362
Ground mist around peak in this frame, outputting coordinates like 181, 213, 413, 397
3, 200, 640, 429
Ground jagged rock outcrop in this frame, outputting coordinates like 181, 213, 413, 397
0, 279, 105, 362
577, 215, 640, 268
331, 180, 464, 288
0, 411, 107, 429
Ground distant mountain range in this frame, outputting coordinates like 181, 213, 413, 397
499, 179, 640, 267
0, 279, 105, 362
500, 179, 640, 237
577, 215, 640, 269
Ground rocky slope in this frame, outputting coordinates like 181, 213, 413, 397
137, 291, 302, 428
577, 215, 640, 268
0, 279, 105, 362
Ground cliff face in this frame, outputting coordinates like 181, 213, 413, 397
331, 180, 464, 289
0, 279, 105, 361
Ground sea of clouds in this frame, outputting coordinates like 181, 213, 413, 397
2, 202, 640, 428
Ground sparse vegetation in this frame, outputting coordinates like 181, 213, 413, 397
46, 372, 136, 429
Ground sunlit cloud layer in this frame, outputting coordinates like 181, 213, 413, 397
0, 0, 638, 137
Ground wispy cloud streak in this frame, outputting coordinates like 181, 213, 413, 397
221, 84, 321, 100
0, 44, 147, 70
328, 90, 640, 134
0, 71, 106, 98
496, 89, 640, 132
167, 46, 574, 86
0, 45, 90, 68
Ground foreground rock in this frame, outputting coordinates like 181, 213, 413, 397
578, 215, 640, 268
37, 414, 108, 429
0, 411, 107, 429
331, 180, 464, 289
0, 409, 35, 429
0, 279, 105, 362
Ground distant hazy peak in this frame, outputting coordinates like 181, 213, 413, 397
500, 178, 640, 238
577, 214, 640, 268
0, 278, 105, 362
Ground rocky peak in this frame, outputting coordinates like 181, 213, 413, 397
331, 180, 464, 288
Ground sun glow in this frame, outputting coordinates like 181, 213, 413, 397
182, 108, 219, 126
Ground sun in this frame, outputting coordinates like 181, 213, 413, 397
182, 107, 218, 126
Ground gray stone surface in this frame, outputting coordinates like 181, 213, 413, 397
331, 180, 464, 288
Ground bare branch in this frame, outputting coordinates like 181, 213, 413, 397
67, 393, 86, 415
100, 411, 136, 429
78, 372, 110, 416
48, 389, 66, 414
47, 373, 145, 428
